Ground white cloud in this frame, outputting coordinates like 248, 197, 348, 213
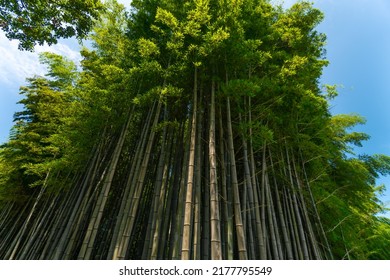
0, 31, 82, 88
36, 40, 82, 64
111, 0, 131, 6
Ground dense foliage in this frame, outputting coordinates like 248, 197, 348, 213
0, 0, 104, 50
0, 0, 389, 260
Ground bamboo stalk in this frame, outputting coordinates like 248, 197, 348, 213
209, 77, 222, 260
226, 96, 247, 260
181, 68, 198, 260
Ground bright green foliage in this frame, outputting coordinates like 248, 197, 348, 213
39, 52, 77, 89
0, 0, 389, 260
366, 217, 390, 259
331, 114, 369, 151
0, 0, 104, 50
0, 53, 77, 190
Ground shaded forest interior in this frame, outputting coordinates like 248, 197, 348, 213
0, 0, 390, 260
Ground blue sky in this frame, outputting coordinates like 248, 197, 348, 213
309, 0, 390, 216
0, 32, 82, 143
0, 0, 389, 216
271, 0, 390, 217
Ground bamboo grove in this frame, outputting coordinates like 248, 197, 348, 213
1, 0, 390, 260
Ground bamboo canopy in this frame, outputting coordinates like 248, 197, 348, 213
1, 0, 389, 260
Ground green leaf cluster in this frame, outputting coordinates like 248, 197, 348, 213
0, 0, 389, 259
0, 0, 104, 50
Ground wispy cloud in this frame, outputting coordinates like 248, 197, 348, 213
0, 31, 81, 88
116, 0, 130, 5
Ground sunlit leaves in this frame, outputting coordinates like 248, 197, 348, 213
138, 38, 160, 58
280, 55, 308, 78
155, 7, 179, 30
0, 0, 389, 260
330, 114, 370, 153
